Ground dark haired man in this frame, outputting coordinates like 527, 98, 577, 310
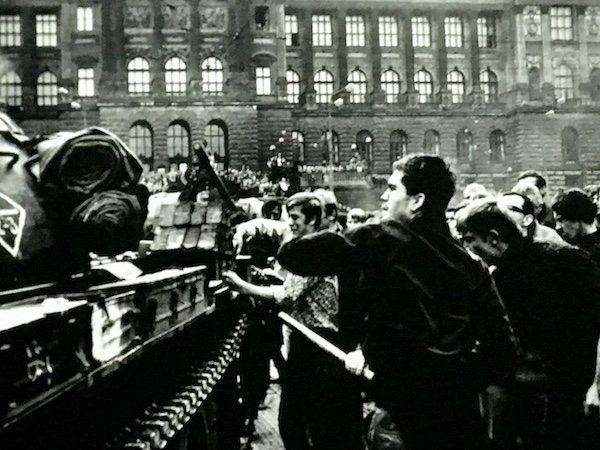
552, 188, 600, 263
278, 154, 517, 449
455, 198, 600, 449
517, 170, 555, 228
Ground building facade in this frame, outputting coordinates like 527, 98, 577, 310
2, 0, 600, 191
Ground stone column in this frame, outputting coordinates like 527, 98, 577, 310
299, 9, 315, 107
540, 6, 555, 101
336, 9, 348, 88
369, 10, 384, 105
578, 6, 591, 104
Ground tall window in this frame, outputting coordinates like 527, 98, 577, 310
0, 71, 22, 106
554, 64, 574, 99
285, 15, 299, 46
415, 70, 433, 103
561, 127, 579, 162
201, 57, 224, 95
379, 16, 398, 47
356, 130, 374, 169
348, 70, 367, 103
480, 69, 498, 103
447, 70, 465, 103
35, 14, 57, 47
314, 69, 334, 104
423, 130, 440, 155
291, 131, 305, 162
346, 16, 365, 47
591, 68, 600, 102
77, 68, 95, 97
381, 70, 400, 104
205, 120, 228, 169
77, 6, 93, 31
127, 57, 150, 95
456, 129, 473, 162
165, 57, 186, 96
286, 70, 301, 104
321, 130, 340, 164
550, 7, 573, 41
129, 122, 153, 166
167, 122, 190, 159
254, 6, 269, 31
0, 15, 21, 47
390, 130, 408, 164
312, 15, 332, 47
489, 130, 505, 163
477, 16, 496, 48
445, 17, 463, 48
528, 67, 542, 101
412, 16, 431, 47
256, 66, 271, 96
36, 71, 58, 106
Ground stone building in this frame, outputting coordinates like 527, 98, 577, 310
2, 0, 600, 192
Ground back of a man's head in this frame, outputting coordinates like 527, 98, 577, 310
455, 198, 522, 244
552, 188, 598, 224
512, 180, 544, 214
518, 170, 547, 191
463, 183, 490, 201
313, 188, 338, 220
392, 154, 456, 217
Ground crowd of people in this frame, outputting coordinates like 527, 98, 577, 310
222, 154, 600, 450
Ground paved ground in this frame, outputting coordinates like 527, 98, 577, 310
246, 383, 284, 450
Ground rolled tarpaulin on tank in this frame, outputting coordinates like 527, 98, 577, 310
36, 127, 143, 203
69, 187, 149, 256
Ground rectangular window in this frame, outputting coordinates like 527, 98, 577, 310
550, 6, 573, 41
77, 68, 95, 97
312, 15, 332, 47
346, 16, 365, 47
378, 16, 398, 47
255, 6, 269, 31
285, 15, 299, 46
444, 17, 463, 48
256, 67, 271, 96
77, 6, 93, 32
0, 15, 21, 47
36, 14, 57, 47
411, 16, 430, 48
477, 16, 496, 48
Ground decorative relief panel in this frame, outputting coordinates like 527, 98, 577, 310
162, 1, 190, 30
526, 55, 541, 69
199, 6, 228, 32
523, 6, 541, 37
551, 54, 578, 70
124, 1, 153, 29
589, 56, 600, 68
586, 7, 600, 37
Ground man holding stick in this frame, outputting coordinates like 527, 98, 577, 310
277, 154, 517, 449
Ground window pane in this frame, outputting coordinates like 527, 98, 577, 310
129, 124, 153, 160
127, 57, 150, 95
550, 7, 573, 41
412, 16, 431, 48
447, 70, 465, 103
348, 70, 367, 103
553, 64, 574, 99
444, 17, 463, 48
490, 130, 505, 162
390, 130, 408, 164
381, 70, 400, 103
165, 57, 187, 96
205, 122, 227, 169
35, 14, 57, 47
256, 66, 271, 96
314, 70, 333, 104
378, 16, 398, 47
414, 70, 433, 103
201, 57, 224, 95
477, 16, 496, 48
77, 6, 93, 32
312, 15, 332, 47
286, 70, 300, 104
285, 15, 299, 46
36, 71, 58, 106
167, 123, 190, 158
480, 69, 498, 103
346, 16, 365, 47
77, 68, 95, 97
0, 15, 21, 47
423, 130, 440, 154
0, 71, 22, 106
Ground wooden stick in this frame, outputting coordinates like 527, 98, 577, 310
278, 311, 374, 380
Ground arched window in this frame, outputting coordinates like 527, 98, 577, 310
165, 57, 187, 96
456, 129, 473, 162
423, 130, 440, 155
381, 70, 400, 104
320, 130, 340, 164
348, 69, 367, 103
0, 71, 22, 106
447, 70, 465, 103
201, 57, 224, 94
36, 71, 58, 106
554, 64, 574, 100
167, 121, 190, 161
489, 130, 505, 163
390, 130, 408, 166
480, 69, 498, 103
204, 120, 228, 170
591, 68, 600, 102
356, 130, 374, 169
414, 70, 433, 104
129, 122, 153, 169
561, 126, 579, 162
286, 69, 301, 104
528, 67, 542, 101
314, 69, 334, 104
291, 130, 305, 162
127, 57, 151, 95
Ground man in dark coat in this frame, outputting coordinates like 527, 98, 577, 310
455, 198, 600, 449
278, 154, 517, 449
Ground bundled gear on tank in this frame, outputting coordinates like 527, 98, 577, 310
0, 125, 147, 289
